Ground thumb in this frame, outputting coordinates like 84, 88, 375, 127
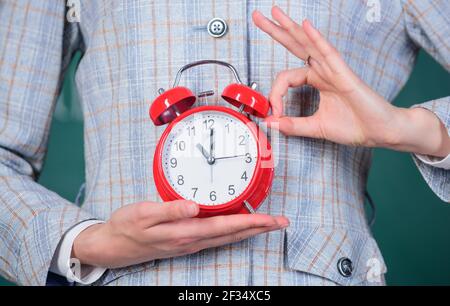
145, 200, 199, 226
265, 115, 322, 138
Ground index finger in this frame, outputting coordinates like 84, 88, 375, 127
151, 213, 289, 241
252, 10, 307, 60
270, 6, 325, 65
269, 68, 308, 117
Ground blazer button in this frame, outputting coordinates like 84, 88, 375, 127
207, 18, 228, 38
337, 257, 353, 278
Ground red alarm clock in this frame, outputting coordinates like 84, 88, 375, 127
150, 60, 274, 217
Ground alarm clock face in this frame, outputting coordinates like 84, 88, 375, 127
161, 110, 258, 206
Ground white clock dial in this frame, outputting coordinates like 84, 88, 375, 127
162, 110, 258, 206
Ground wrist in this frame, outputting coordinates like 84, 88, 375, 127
395, 108, 450, 157
72, 223, 106, 266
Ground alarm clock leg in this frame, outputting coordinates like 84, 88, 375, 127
244, 201, 256, 214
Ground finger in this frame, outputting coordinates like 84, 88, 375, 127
271, 6, 324, 64
194, 214, 289, 239
302, 19, 349, 76
150, 214, 289, 242
308, 55, 332, 82
269, 68, 308, 117
265, 115, 322, 138
140, 200, 199, 227
194, 225, 285, 252
252, 8, 333, 85
252, 10, 307, 60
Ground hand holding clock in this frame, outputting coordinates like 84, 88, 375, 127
73, 200, 289, 268
253, 6, 450, 157
73, 111, 281, 269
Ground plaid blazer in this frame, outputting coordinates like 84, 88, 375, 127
0, 0, 449, 286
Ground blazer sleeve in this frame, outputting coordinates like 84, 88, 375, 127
402, 0, 450, 202
0, 1, 96, 285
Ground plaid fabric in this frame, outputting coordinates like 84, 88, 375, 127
0, 0, 448, 286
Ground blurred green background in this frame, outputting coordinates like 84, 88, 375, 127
1, 51, 449, 286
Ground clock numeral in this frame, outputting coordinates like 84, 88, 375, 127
174, 140, 186, 151
203, 119, 215, 130
241, 171, 248, 181
228, 185, 235, 196
177, 175, 184, 186
245, 153, 252, 164
186, 126, 196, 136
225, 123, 230, 133
170, 158, 177, 168
238, 135, 247, 146
191, 187, 198, 198
209, 191, 217, 202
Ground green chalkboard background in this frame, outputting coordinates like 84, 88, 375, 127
1, 51, 449, 286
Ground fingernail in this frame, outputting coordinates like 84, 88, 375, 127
186, 202, 199, 216
279, 222, 289, 229
277, 218, 290, 228
303, 19, 315, 29
265, 117, 277, 124
265, 118, 281, 130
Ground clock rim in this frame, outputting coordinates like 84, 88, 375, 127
153, 105, 272, 216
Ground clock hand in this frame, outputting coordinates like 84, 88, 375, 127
196, 143, 210, 160
210, 128, 215, 183
209, 128, 215, 159
214, 154, 247, 161
196, 129, 216, 185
